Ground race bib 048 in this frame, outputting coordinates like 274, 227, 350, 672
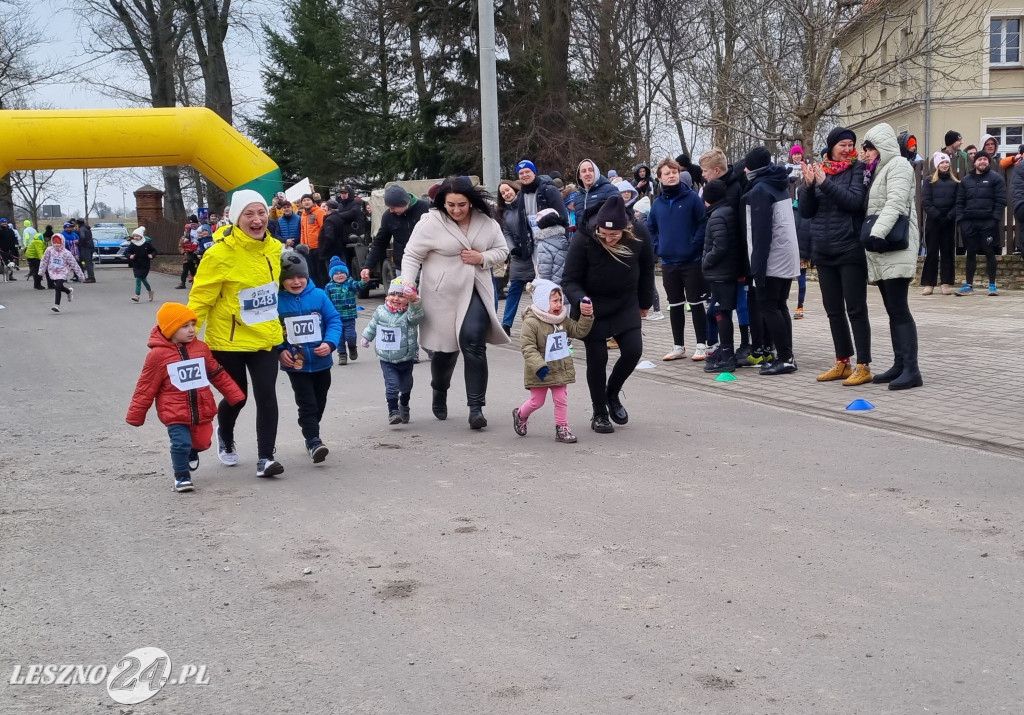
283, 314, 322, 345
238, 282, 279, 325
167, 357, 210, 391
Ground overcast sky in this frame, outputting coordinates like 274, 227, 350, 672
21, 0, 271, 218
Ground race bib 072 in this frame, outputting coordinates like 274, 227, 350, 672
167, 357, 210, 391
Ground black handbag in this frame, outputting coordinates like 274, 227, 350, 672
860, 213, 910, 253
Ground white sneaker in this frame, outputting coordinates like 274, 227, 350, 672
692, 343, 709, 361
706, 343, 719, 359
50, 305, 60, 313
217, 430, 238, 466
67, 287, 74, 302
648, 311, 665, 321
663, 346, 687, 361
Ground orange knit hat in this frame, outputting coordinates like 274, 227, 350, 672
157, 302, 198, 339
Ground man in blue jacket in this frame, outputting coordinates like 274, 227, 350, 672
277, 200, 302, 246
648, 157, 708, 361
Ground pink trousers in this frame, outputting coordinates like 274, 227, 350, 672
518, 385, 568, 426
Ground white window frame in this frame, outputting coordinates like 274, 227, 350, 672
980, 118, 1024, 156
983, 10, 1024, 95
989, 16, 1022, 66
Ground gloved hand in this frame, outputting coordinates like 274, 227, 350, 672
536, 366, 550, 381
510, 246, 523, 258
359, 337, 370, 348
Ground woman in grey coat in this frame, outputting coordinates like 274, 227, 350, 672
499, 182, 537, 334
860, 123, 923, 390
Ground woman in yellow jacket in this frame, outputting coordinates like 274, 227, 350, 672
189, 190, 286, 478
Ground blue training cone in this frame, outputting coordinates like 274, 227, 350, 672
846, 399, 875, 411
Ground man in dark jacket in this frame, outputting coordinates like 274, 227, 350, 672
648, 157, 708, 361
320, 198, 350, 268
74, 219, 96, 282
574, 159, 620, 227
742, 147, 801, 375
632, 163, 656, 197
0, 218, 19, 269
701, 180, 742, 373
955, 151, 1006, 295
1012, 153, 1024, 249
516, 160, 569, 227
360, 185, 428, 283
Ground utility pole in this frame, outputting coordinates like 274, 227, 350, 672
478, 0, 500, 192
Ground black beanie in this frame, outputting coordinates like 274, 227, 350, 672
945, 130, 962, 147
702, 180, 728, 206
744, 146, 772, 172
826, 127, 857, 156
593, 194, 629, 230
973, 150, 991, 164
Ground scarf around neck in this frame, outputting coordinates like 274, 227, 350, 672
529, 304, 569, 325
821, 152, 858, 176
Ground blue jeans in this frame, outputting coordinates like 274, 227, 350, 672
502, 279, 527, 328
167, 424, 192, 475
337, 319, 358, 352
736, 282, 749, 325
380, 360, 414, 410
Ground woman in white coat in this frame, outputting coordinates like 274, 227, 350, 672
860, 123, 924, 390
402, 177, 510, 429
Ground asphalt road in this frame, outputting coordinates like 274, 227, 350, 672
1, 267, 1022, 714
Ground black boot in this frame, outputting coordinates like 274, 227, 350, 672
464, 343, 488, 430
430, 351, 459, 420
607, 390, 628, 425
591, 404, 614, 433
888, 322, 923, 391
872, 326, 904, 384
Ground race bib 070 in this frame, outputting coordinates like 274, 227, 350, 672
238, 282, 279, 325
283, 314, 322, 345
167, 357, 210, 391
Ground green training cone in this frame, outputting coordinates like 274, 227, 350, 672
714, 372, 737, 382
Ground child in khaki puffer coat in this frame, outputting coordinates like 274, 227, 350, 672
512, 279, 593, 443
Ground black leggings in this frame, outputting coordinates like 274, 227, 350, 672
584, 326, 643, 414
816, 261, 871, 363
212, 349, 280, 459
876, 278, 914, 327
922, 219, 955, 286
287, 369, 332, 442
432, 290, 491, 407
708, 281, 738, 351
53, 279, 72, 305
757, 277, 793, 361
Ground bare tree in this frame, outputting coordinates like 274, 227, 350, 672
10, 170, 68, 226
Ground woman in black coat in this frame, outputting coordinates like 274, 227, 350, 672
562, 194, 655, 434
921, 152, 959, 295
798, 126, 871, 386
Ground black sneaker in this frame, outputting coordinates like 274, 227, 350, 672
256, 458, 284, 478
348, 345, 358, 361
388, 411, 403, 425
591, 414, 615, 433
307, 439, 329, 463
705, 349, 736, 373
188, 449, 200, 471
760, 357, 798, 375
398, 405, 410, 423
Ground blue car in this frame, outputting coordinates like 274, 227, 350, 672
91, 223, 130, 264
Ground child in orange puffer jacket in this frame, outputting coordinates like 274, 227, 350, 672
126, 302, 245, 493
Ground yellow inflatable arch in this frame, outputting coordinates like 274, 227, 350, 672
0, 108, 283, 201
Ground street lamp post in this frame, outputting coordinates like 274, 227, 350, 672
478, 0, 500, 192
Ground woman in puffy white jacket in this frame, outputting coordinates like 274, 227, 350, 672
860, 123, 923, 391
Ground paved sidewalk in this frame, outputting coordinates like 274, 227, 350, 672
504, 280, 1024, 459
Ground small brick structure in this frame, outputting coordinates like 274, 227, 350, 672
134, 185, 164, 225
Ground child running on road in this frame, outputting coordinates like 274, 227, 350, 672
278, 247, 342, 462
126, 227, 158, 303
126, 302, 245, 492
512, 279, 593, 443
37, 234, 85, 313
324, 256, 367, 365
360, 278, 424, 425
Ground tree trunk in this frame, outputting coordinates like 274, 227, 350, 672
0, 175, 12, 222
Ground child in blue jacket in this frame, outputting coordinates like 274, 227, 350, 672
360, 278, 424, 425
278, 247, 342, 462
325, 256, 367, 365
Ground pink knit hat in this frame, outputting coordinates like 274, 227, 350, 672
789, 145, 804, 160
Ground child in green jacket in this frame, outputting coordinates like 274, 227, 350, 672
360, 278, 425, 425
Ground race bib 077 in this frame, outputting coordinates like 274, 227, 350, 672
237, 282, 279, 325
167, 357, 210, 391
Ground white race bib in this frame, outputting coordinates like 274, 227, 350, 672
167, 357, 209, 391
376, 326, 402, 351
545, 331, 570, 362
283, 314, 322, 344
238, 282, 279, 325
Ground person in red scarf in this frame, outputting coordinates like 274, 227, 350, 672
797, 126, 873, 386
